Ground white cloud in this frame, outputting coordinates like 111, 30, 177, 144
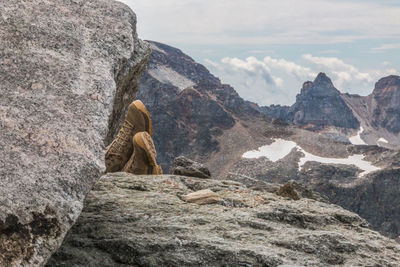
205, 56, 316, 105
206, 54, 400, 105
219, 57, 281, 86
372, 43, 400, 51
302, 54, 374, 91
263, 56, 316, 80
119, 0, 400, 45
117, 0, 400, 105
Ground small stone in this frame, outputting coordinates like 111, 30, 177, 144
172, 156, 211, 178
184, 189, 221, 205
31, 82, 43, 90
276, 182, 300, 200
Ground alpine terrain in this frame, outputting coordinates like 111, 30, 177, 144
137, 41, 400, 240
2, 1, 400, 266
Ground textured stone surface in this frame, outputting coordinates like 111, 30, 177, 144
0, 1, 150, 265
184, 189, 222, 204
173, 156, 211, 178
48, 173, 400, 266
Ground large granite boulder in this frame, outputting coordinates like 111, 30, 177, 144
0, 1, 150, 265
48, 173, 400, 266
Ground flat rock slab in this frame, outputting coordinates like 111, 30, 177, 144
184, 189, 221, 204
48, 173, 400, 266
0, 0, 150, 266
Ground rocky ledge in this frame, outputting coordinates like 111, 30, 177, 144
48, 173, 400, 266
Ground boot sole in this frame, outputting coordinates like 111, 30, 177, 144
132, 100, 153, 136
134, 132, 162, 175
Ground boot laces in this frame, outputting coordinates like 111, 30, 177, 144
108, 121, 134, 154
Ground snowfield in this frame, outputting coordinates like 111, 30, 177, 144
377, 137, 389, 144
148, 65, 195, 91
349, 127, 367, 145
243, 138, 380, 177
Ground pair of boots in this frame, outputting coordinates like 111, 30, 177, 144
105, 100, 162, 175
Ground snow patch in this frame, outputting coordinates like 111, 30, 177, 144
149, 42, 167, 54
242, 138, 380, 177
349, 127, 367, 145
148, 65, 195, 91
243, 139, 297, 162
377, 137, 389, 144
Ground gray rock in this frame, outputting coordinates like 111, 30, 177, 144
0, 1, 150, 266
276, 180, 328, 203
173, 156, 211, 178
48, 173, 400, 266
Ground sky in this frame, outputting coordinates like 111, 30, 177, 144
119, 0, 400, 106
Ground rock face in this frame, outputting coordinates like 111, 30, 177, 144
371, 75, 400, 133
47, 173, 400, 266
269, 73, 360, 130
172, 156, 211, 178
0, 1, 150, 265
137, 41, 260, 172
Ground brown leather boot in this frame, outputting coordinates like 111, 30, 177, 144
105, 100, 152, 173
122, 131, 162, 175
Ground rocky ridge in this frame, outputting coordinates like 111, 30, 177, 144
0, 1, 150, 265
48, 173, 400, 266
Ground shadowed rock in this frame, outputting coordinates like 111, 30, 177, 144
173, 156, 211, 178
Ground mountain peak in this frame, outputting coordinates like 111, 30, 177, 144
313, 72, 334, 88
373, 75, 400, 93
300, 73, 339, 98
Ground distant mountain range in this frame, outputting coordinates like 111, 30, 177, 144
138, 40, 400, 240
262, 73, 400, 149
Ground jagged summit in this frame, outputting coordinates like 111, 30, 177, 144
300, 72, 339, 98
373, 75, 400, 92
285, 73, 359, 129
314, 72, 334, 86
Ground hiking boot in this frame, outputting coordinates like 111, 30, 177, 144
122, 131, 162, 175
105, 100, 152, 173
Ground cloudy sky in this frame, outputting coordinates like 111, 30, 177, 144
119, 0, 400, 106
